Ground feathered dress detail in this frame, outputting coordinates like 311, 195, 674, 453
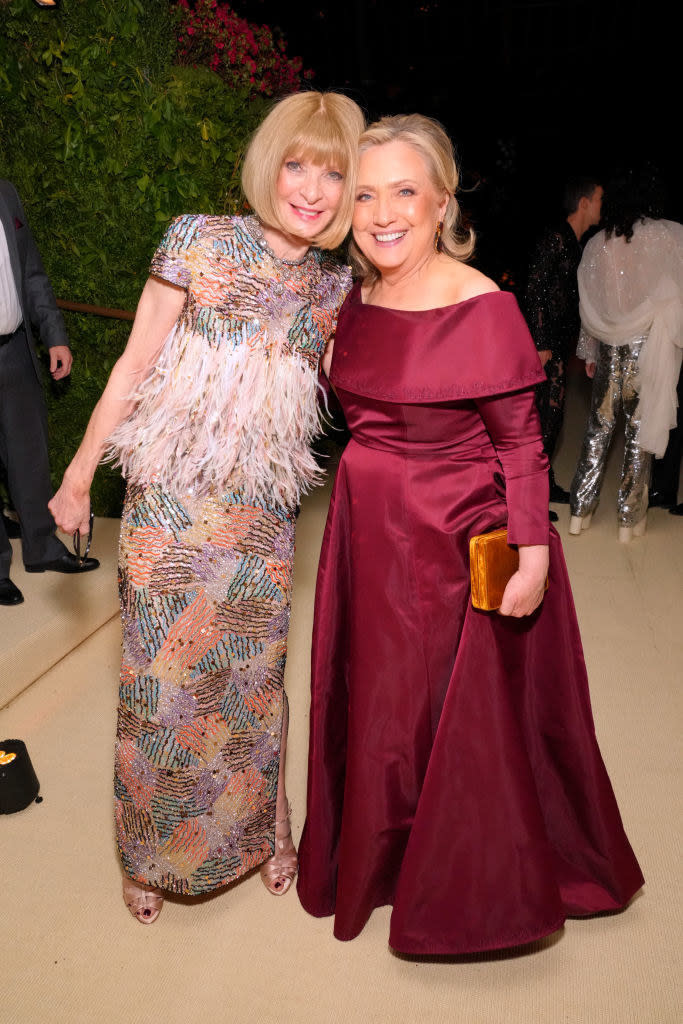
110, 214, 350, 895
106, 214, 348, 509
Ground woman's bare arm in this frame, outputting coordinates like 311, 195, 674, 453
49, 277, 186, 534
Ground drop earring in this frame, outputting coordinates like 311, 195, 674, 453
434, 220, 444, 253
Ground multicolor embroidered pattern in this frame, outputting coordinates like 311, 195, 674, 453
112, 214, 349, 894
116, 484, 296, 895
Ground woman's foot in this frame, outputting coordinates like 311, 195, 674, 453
569, 511, 593, 535
122, 876, 164, 924
260, 807, 298, 895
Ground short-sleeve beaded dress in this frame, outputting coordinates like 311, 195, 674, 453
297, 283, 643, 954
107, 214, 350, 895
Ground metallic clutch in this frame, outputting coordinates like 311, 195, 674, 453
469, 527, 519, 611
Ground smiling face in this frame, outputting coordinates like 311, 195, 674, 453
273, 157, 346, 244
352, 140, 449, 277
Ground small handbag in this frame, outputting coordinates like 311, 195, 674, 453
469, 526, 549, 611
469, 527, 520, 611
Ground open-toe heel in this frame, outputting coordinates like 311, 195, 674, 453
260, 806, 298, 896
122, 876, 164, 924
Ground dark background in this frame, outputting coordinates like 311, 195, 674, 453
235, 0, 676, 287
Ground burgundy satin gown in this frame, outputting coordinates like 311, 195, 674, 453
297, 285, 644, 955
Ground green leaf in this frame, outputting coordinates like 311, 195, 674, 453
1, 0, 269, 514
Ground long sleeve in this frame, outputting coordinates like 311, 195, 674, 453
12, 185, 68, 349
524, 225, 581, 357
475, 387, 549, 546
576, 326, 600, 364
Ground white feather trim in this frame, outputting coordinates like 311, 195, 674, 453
104, 320, 326, 509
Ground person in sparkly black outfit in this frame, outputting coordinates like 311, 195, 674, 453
524, 178, 603, 510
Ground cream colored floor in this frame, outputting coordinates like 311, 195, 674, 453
0, 517, 120, 708
1, 368, 681, 1024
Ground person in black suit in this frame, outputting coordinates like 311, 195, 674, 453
0, 178, 98, 606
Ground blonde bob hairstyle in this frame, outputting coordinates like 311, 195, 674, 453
242, 91, 366, 251
349, 113, 475, 282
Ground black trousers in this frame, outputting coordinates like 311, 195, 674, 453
535, 352, 567, 463
652, 361, 683, 500
0, 327, 65, 576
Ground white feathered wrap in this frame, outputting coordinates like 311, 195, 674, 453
577, 218, 683, 457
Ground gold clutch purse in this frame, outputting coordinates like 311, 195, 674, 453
469, 526, 549, 611
469, 527, 520, 611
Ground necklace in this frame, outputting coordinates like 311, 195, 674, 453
245, 216, 312, 269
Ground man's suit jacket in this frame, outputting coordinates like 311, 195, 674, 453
0, 178, 68, 380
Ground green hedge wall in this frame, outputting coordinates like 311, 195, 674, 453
0, 0, 268, 514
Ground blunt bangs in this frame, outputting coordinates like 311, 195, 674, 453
287, 126, 350, 178
241, 91, 365, 251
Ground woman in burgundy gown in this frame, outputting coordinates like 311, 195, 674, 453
296, 115, 643, 955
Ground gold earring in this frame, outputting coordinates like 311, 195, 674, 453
434, 220, 444, 253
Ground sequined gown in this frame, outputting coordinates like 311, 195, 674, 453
297, 285, 644, 954
109, 215, 350, 895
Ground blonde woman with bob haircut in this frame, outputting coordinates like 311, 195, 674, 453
50, 90, 365, 925
242, 90, 362, 251
298, 114, 643, 955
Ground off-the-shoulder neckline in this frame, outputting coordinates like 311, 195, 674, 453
353, 282, 510, 315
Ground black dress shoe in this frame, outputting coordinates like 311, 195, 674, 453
549, 509, 559, 522
24, 552, 100, 574
549, 482, 571, 504
0, 578, 24, 605
1, 514, 21, 539
649, 489, 676, 509
669, 502, 683, 516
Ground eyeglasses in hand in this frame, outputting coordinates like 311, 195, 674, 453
72, 511, 94, 566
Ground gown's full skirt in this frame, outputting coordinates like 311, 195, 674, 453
297, 397, 644, 955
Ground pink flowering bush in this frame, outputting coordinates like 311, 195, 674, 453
175, 0, 312, 96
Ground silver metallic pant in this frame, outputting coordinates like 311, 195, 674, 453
570, 340, 651, 527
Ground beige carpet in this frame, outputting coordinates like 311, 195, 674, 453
0, 517, 120, 708
1, 367, 681, 1024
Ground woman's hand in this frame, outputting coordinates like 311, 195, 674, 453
45, 276, 185, 539
498, 544, 549, 618
48, 470, 91, 536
